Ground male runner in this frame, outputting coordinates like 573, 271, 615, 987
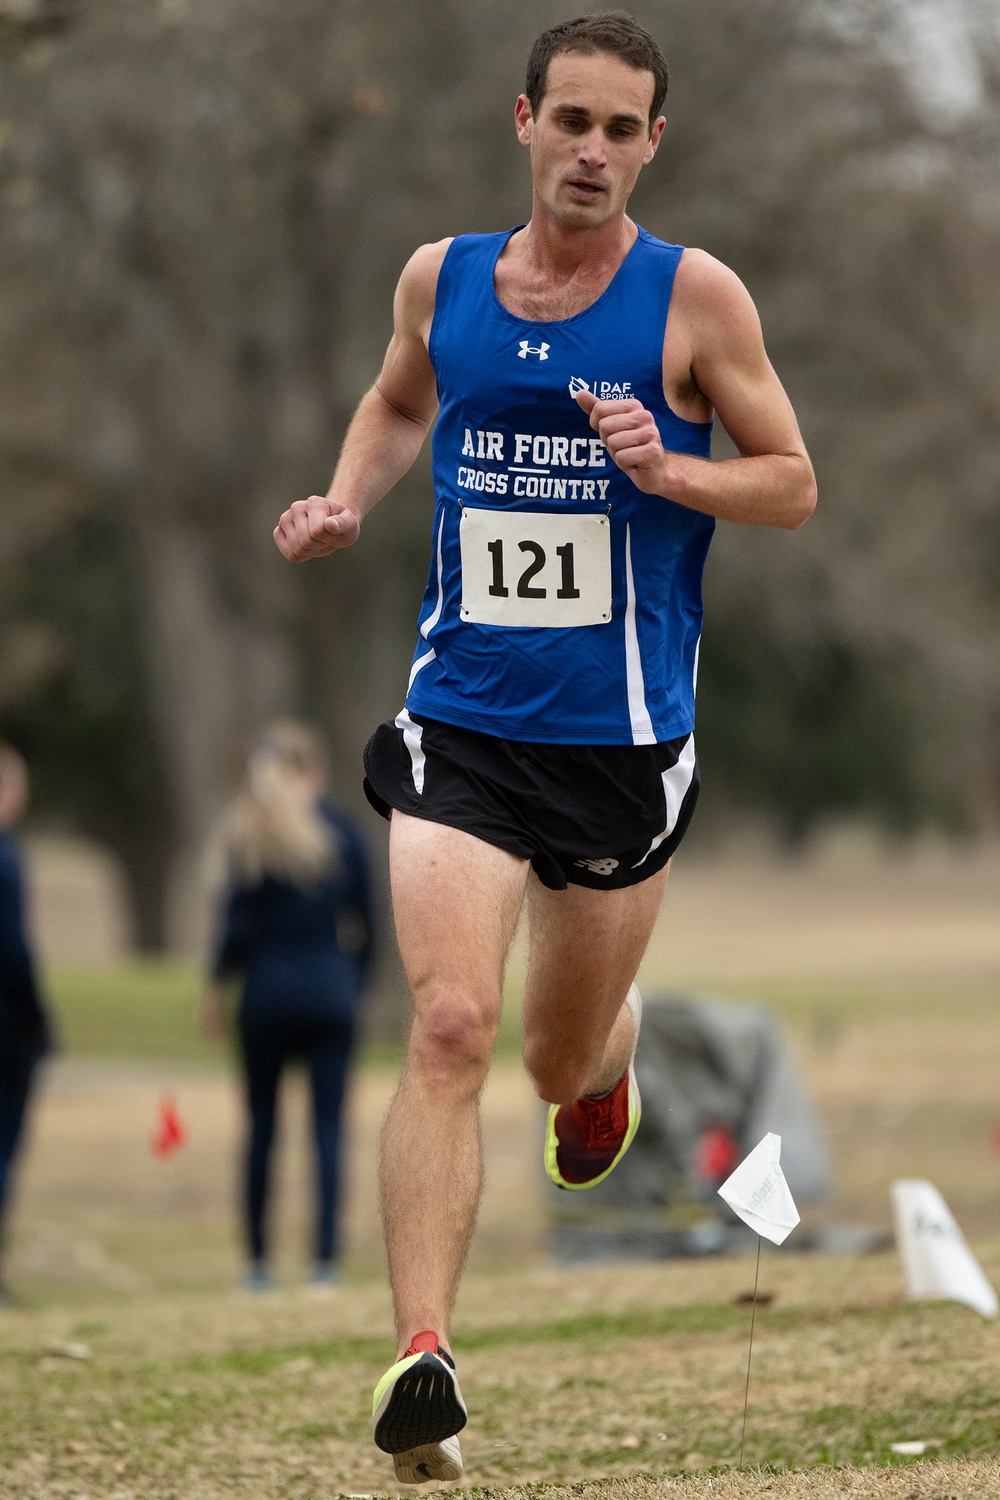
274, 13, 815, 1484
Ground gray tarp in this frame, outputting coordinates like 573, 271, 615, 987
547, 994, 835, 1262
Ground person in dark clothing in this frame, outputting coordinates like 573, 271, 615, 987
202, 721, 376, 1290
0, 745, 52, 1304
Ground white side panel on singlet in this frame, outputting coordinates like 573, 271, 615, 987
420, 515, 446, 640
408, 648, 435, 689
408, 515, 446, 690
624, 524, 656, 745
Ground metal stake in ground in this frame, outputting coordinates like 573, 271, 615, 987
738, 1235, 763, 1469
717, 1133, 801, 1468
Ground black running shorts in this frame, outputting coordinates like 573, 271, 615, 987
363, 712, 699, 891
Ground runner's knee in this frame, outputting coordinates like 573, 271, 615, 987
409, 991, 496, 1087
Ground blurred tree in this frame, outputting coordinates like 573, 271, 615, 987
0, 511, 172, 947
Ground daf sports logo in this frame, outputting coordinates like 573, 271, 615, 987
518, 340, 550, 361
568, 375, 634, 401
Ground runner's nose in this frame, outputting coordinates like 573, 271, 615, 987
577, 130, 607, 170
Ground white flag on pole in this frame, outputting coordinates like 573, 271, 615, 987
718, 1132, 800, 1246
891, 1179, 998, 1319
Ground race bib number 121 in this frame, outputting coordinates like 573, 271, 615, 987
459, 507, 612, 628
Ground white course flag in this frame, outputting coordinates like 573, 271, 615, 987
718, 1132, 800, 1246
891, 1179, 998, 1319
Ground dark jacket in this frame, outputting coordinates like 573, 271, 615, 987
211, 801, 376, 1025
0, 831, 51, 1090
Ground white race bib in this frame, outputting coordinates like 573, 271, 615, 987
459, 508, 612, 628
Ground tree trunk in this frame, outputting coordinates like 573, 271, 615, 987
135, 509, 296, 955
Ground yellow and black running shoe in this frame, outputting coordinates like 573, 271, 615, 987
371, 1329, 467, 1484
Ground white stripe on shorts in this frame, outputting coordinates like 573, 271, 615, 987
630, 734, 696, 869
394, 708, 426, 795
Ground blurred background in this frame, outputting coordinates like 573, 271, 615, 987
0, 0, 999, 1292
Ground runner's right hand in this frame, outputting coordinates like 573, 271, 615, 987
273, 496, 361, 561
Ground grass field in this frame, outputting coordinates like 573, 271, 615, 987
44, 960, 220, 1065
2, 1252, 999, 1498
5, 843, 1000, 1498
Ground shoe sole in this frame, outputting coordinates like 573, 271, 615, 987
544, 985, 642, 1192
372, 1351, 467, 1455
392, 1434, 464, 1484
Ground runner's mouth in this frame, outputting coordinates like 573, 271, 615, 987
567, 178, 605, 198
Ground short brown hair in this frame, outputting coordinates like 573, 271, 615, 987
525, 12, 669, 133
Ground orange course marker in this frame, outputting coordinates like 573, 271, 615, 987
151, 1096, 187, 1157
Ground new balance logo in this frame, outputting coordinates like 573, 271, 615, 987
518, 340, 550, 361
574, 857, 620, 876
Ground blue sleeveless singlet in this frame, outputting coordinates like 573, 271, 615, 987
403, 226, 714, 746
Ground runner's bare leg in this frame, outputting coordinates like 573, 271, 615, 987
380, 813, 528, 1357
521, 863, 670, 1104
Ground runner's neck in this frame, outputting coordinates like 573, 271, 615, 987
496, 212, 639, 322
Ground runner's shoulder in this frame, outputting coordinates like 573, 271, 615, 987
672, 247, 761, 336
671, 250, 767, 358
396, 238, 455, 324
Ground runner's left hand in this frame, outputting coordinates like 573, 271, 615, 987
575, 388, 669, 495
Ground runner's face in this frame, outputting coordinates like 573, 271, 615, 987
516, 53, 664, 229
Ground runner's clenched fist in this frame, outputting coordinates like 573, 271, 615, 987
575, 387, 670, 495
273, 496, 361, 561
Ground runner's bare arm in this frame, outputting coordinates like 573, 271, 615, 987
576, 251, 816, 530
274, 240, 451, 562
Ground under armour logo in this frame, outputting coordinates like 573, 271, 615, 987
568, 375, 590, 397
518, 340, 550, 361
574, 857, 619, 876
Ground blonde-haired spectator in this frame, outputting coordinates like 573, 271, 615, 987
201, 722, 376, 1289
